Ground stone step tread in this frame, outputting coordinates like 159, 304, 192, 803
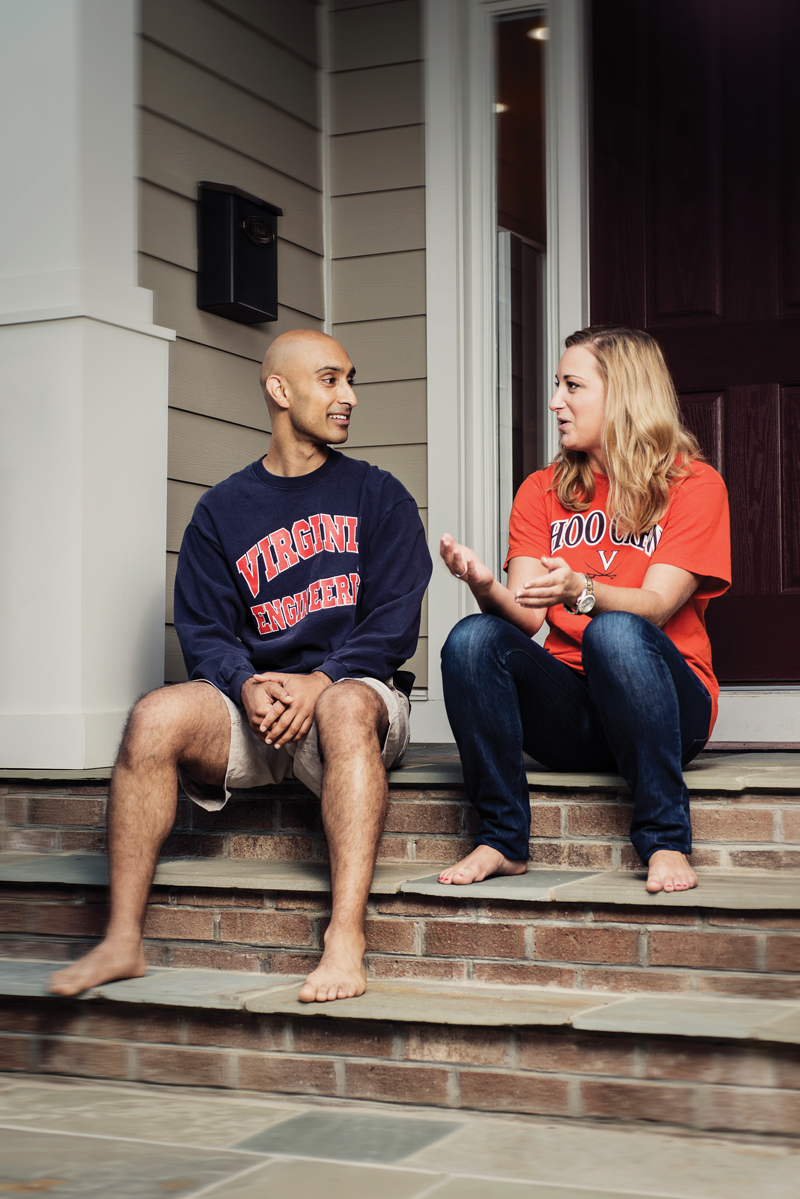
2, 852, 799, 910
2, 959, 798, 1044
4, 748, 800, 792
392, 749, 800, 794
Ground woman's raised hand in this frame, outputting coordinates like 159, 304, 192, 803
514, 557, 585, 608
440, 534, 494, 595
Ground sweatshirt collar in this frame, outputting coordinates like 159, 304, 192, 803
250, 449, 342, 490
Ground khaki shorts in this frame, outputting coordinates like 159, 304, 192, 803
179, 676, 411, 811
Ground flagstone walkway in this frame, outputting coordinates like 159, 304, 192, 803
1, 1073, 798, 1198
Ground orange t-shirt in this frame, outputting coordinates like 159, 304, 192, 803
505, 462, 731, 734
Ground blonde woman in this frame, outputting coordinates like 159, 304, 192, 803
439, 327, 731, 894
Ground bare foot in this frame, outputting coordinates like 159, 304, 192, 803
48, 937, 147, 996
298, 932, 367, 1003
645, 850, 698, 893
438, 844, 528, 885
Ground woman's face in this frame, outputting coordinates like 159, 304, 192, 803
550, 345, 607, 473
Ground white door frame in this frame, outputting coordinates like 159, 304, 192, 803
418, 0, 589, 741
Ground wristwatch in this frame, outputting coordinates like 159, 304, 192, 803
564, 573, 596, 616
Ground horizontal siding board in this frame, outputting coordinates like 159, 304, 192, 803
332, 188, 424, 258
330, 62, 421, 135
403, 636, 427, 688
331, 1, 420, 72
333, 315, 426, 383
141, 41, 321, 190
139, 256, 322, 360
278, 240, 325, 319
339, 443, 426, 506
333, 249, 425, 322
208, 0, 318, 61
331, 125, 423, 195
166, 552, 178, 623
140, 112, 323, 255
141, 0, 318, 126
167, 480, 209, 552
346, 378, 425, 447
169, 408, 269, 488
170, 339, 267, 430
165, 624, 189, 683
139, 181, 196, 270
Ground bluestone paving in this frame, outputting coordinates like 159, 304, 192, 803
235, 1109, 461, 1162
243, 978, 609, 1025
754, 1008, 800, 1044
0, 852, 451, 895
0, 1128, 255, 1198
0, 851, 110, 886
5, 851, 798, 910
3, 960, 800, 1040
0, 1083, 294, 1148
2, 1078, 799, 1198
400, 869, 597, 901
91, 967, 301, 1008
203, 1158, 442, 1199
404, 1117, 800, 1199
429, 1183, 653, 1199
572, 995, 796, 1039
551, 869, 800, 909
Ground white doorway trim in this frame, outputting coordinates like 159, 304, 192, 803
418, 0, 589, 741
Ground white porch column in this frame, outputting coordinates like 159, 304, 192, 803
0, 0, 174, 769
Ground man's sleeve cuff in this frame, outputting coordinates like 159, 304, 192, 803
230, 668, 254, 706
317, 660, 349, 684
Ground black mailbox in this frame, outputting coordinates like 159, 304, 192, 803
197, 182, 283, 325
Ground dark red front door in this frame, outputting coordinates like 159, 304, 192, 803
590, 0, 800, 681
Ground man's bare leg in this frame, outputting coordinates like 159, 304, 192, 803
645, 849, 698, 893
298, 682, 389, 1003
438, 845, 527, 885
49, 683, 231, 996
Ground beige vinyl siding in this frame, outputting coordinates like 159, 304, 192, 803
138, 0, 321, 683
329, 0, 428, 687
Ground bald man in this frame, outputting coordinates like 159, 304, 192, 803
50, 330, 432, 1003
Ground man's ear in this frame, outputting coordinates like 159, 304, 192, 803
264, 373, 291, 410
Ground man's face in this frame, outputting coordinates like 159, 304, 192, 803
282, 340, 357, 447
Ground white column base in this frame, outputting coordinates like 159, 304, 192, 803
0, 712, 129, 770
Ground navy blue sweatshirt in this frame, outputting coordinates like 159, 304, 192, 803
174, 451, 432, 705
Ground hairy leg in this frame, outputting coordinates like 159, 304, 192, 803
646, 849, 698, 893
298, 682, 389, 1003
49, 682, 231, 995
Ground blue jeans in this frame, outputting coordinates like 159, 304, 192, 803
441, 612, 712, 864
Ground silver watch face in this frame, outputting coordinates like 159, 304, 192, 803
576, 593, 596, 615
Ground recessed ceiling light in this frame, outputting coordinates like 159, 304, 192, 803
527, 26, 549, 40
494, 102, 509, 114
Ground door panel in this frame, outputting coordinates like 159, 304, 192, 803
591, 0, 800, 681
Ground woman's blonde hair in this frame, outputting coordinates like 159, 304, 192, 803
551, 326, 702, 536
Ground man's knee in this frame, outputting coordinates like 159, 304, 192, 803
118, 682, 214, 764
315, 681, 387, 743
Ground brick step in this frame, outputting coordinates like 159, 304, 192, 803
1, 960, 798, 1138
4, 764, 800, 872
2, 853, 799, 998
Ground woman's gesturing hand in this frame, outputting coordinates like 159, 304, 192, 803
440, 533, 494, 596
514, 557, 586, 609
